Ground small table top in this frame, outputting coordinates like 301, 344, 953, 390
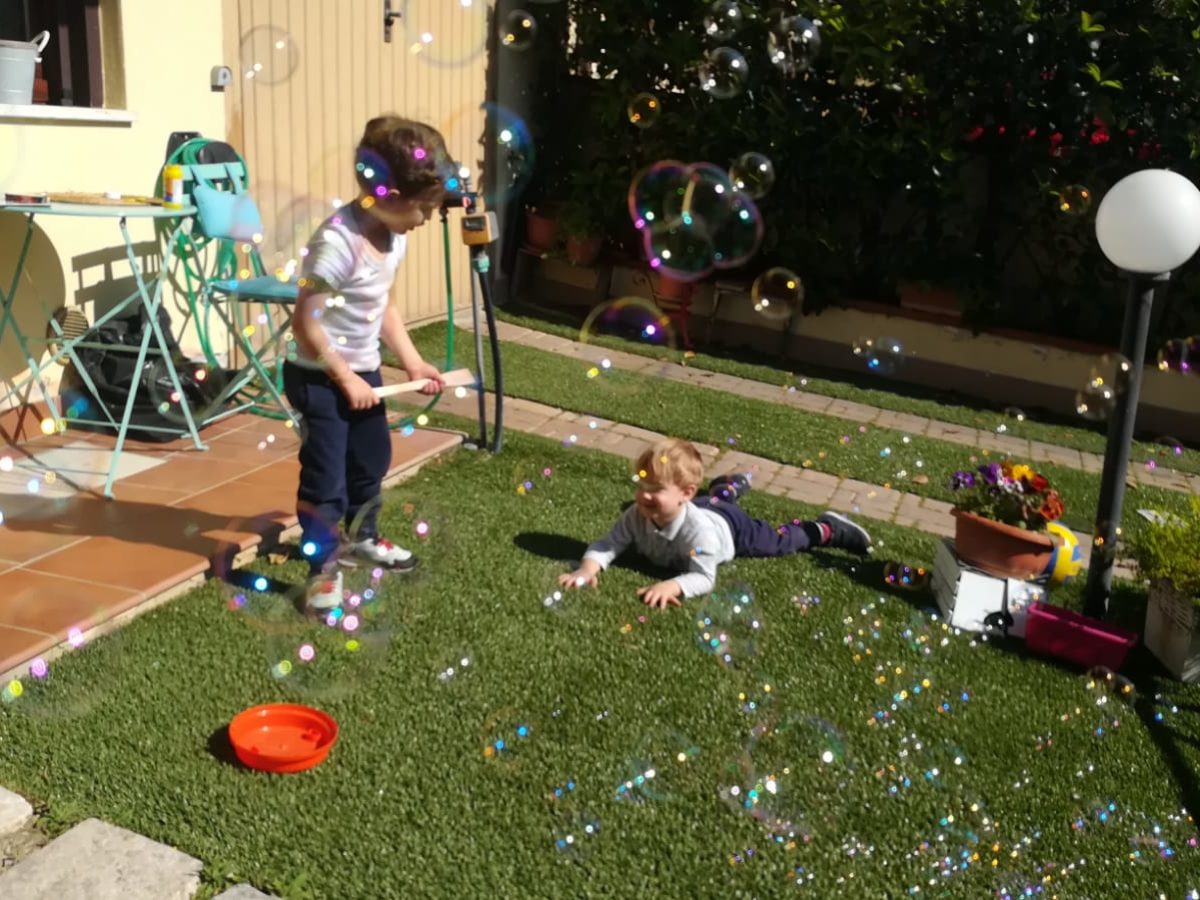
0, 202, 196, 219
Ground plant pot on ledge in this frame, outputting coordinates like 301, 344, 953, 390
952, 508, 1055, 581
565, 234, 604, 267
525, 206, 560, 252
1132, 499, 1200, 681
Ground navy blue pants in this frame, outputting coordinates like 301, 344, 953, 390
283, 363, 391, 574
694, 493, 819, 557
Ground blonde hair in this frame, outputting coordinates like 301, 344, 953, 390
635, 438, 704, 490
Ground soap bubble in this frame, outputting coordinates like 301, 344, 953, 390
255, 571, 395, 700
0, 608, 127, 720
627, 92, 662, 128
499, 10, 538, 50
1157, 336, 1197, 375
436, 650, 474, 684
644, 216, 715, 281
663, 162, 737, 230
239, 26, 300, 85
550, 806, 601, 859
143, 358, 245, 431
1056, 185, 1093, 216
853, 336, 906, 376
405, 0, 489, 67
718, 712, 850, 843
1074, 354, 1128, 421
767, 15, 821, 75
751, 268, 803, 322
481, 103, 536, 208
737, 672, 778, 717
698, 47, 749, 99
580, 297, 677, 350
710, 191, 764, 269
1003, 406, 1027, 423
729, 152, 776, 199
703, 0, 744, 39
628, 160, 688, 231
1084, 666, 1136, 706
884, 561, 930, 591
693, 585, 762, 669
614, 728, 701, 803
481, 708, 534, 764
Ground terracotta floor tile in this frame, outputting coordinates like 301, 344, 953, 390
390, 428, 462, 465
178, 478, 297, 529
0, 625, 57, 677
0, 507, 87, 567
232, 458, 300, 494
26, 536, 211, 595
0, 568, 138, 636
119, 454, 254, 492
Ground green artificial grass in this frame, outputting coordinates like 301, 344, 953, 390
1, 428, 1198, 899
494, 308, 1200, 477
406, 323, 1193, 547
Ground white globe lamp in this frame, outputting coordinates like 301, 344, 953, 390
1094, 169, 1200, 274
1085, 169, 1200, 618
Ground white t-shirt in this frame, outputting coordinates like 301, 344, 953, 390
296, 204, 407, 373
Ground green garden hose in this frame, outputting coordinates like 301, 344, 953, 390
159, 137, 456, 430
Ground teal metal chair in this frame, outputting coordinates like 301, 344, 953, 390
164, 138, 301, 431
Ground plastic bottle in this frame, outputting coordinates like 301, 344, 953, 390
163, 164, 185, 209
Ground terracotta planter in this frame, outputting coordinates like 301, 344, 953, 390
526, 209, 560, 252
952, 508, 1055, 581
566, 234, 603, 267
899, 284, 962, 321
655, 272, 696, 303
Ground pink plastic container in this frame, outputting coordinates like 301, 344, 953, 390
1024, 602, 1138, 671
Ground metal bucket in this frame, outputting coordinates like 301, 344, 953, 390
0, 31, 50, 106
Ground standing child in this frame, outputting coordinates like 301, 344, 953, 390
559, 438, 872, 608
285, 115, 451, 613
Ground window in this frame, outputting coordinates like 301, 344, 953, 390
0, 0, 104, 107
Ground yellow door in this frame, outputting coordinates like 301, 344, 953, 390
222, 0, 488, 329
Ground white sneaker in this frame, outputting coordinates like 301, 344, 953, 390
341, 536, 418, 572
305, 569, 345, 612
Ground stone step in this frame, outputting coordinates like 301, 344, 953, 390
0, 786, 33, 837
214, 886, 278, 900
0, 818, 202, 900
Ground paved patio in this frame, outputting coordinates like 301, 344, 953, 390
0, 407, 460, 680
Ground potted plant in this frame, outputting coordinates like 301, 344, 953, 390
525, 203, 561, 253
1132, 498, 1200, 682
948, 461, 1061, 580
560, 199, 605, 267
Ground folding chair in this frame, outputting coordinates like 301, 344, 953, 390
165, 138, 301, 432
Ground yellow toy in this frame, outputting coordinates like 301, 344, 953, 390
1043, 522, 1082, 586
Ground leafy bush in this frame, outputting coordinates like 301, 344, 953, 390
520, 0, 1200, 345
1131, 496, 1200, 602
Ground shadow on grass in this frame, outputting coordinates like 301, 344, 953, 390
513, 531, 681, 582
207, 725, 247, 770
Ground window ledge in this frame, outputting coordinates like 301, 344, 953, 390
0, 104, 136, 125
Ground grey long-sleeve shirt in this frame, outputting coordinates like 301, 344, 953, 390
582, 502, 736, 598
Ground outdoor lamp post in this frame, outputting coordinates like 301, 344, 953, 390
1084, 169, 1200, 618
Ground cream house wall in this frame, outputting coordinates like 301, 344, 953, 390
0, 0, 228, 408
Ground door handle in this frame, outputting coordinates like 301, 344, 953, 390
384, 0, 402, 43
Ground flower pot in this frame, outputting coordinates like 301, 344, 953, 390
952, 508, 1055, 581
899, 284, 962, 321
525, 209, 560, 252
1144, 578, 1200, 682
566, 234, 603, 267
655, 272, 696, 303
1024, 601, 1138, 672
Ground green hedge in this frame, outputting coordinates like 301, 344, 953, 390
517, 0, 1200, 347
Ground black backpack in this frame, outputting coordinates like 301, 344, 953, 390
65, 307, 234, 442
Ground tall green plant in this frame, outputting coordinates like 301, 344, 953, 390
526, 0, 1200, 344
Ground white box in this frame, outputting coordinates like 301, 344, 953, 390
932, 539, 1046, 637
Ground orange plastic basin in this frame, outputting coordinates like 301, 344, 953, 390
227, 703, 339, 773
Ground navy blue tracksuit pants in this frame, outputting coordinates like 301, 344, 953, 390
694, 493, 819, 557
283, 362, 391, 575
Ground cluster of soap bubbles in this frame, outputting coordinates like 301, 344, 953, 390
695, 2, 822, 100
692, 586, 762, 669
1157, 335, 1198, 375
1075, 353, 1130, 421
0, 619, 122, 720
628, 160, 765, 283
852, 336, 907, 376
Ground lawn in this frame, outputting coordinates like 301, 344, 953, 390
493, 307, 1200, 477
406, 323, 1194, 547
0, 425, 1197, 899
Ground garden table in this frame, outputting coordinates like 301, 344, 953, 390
0, 201, 205, 498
